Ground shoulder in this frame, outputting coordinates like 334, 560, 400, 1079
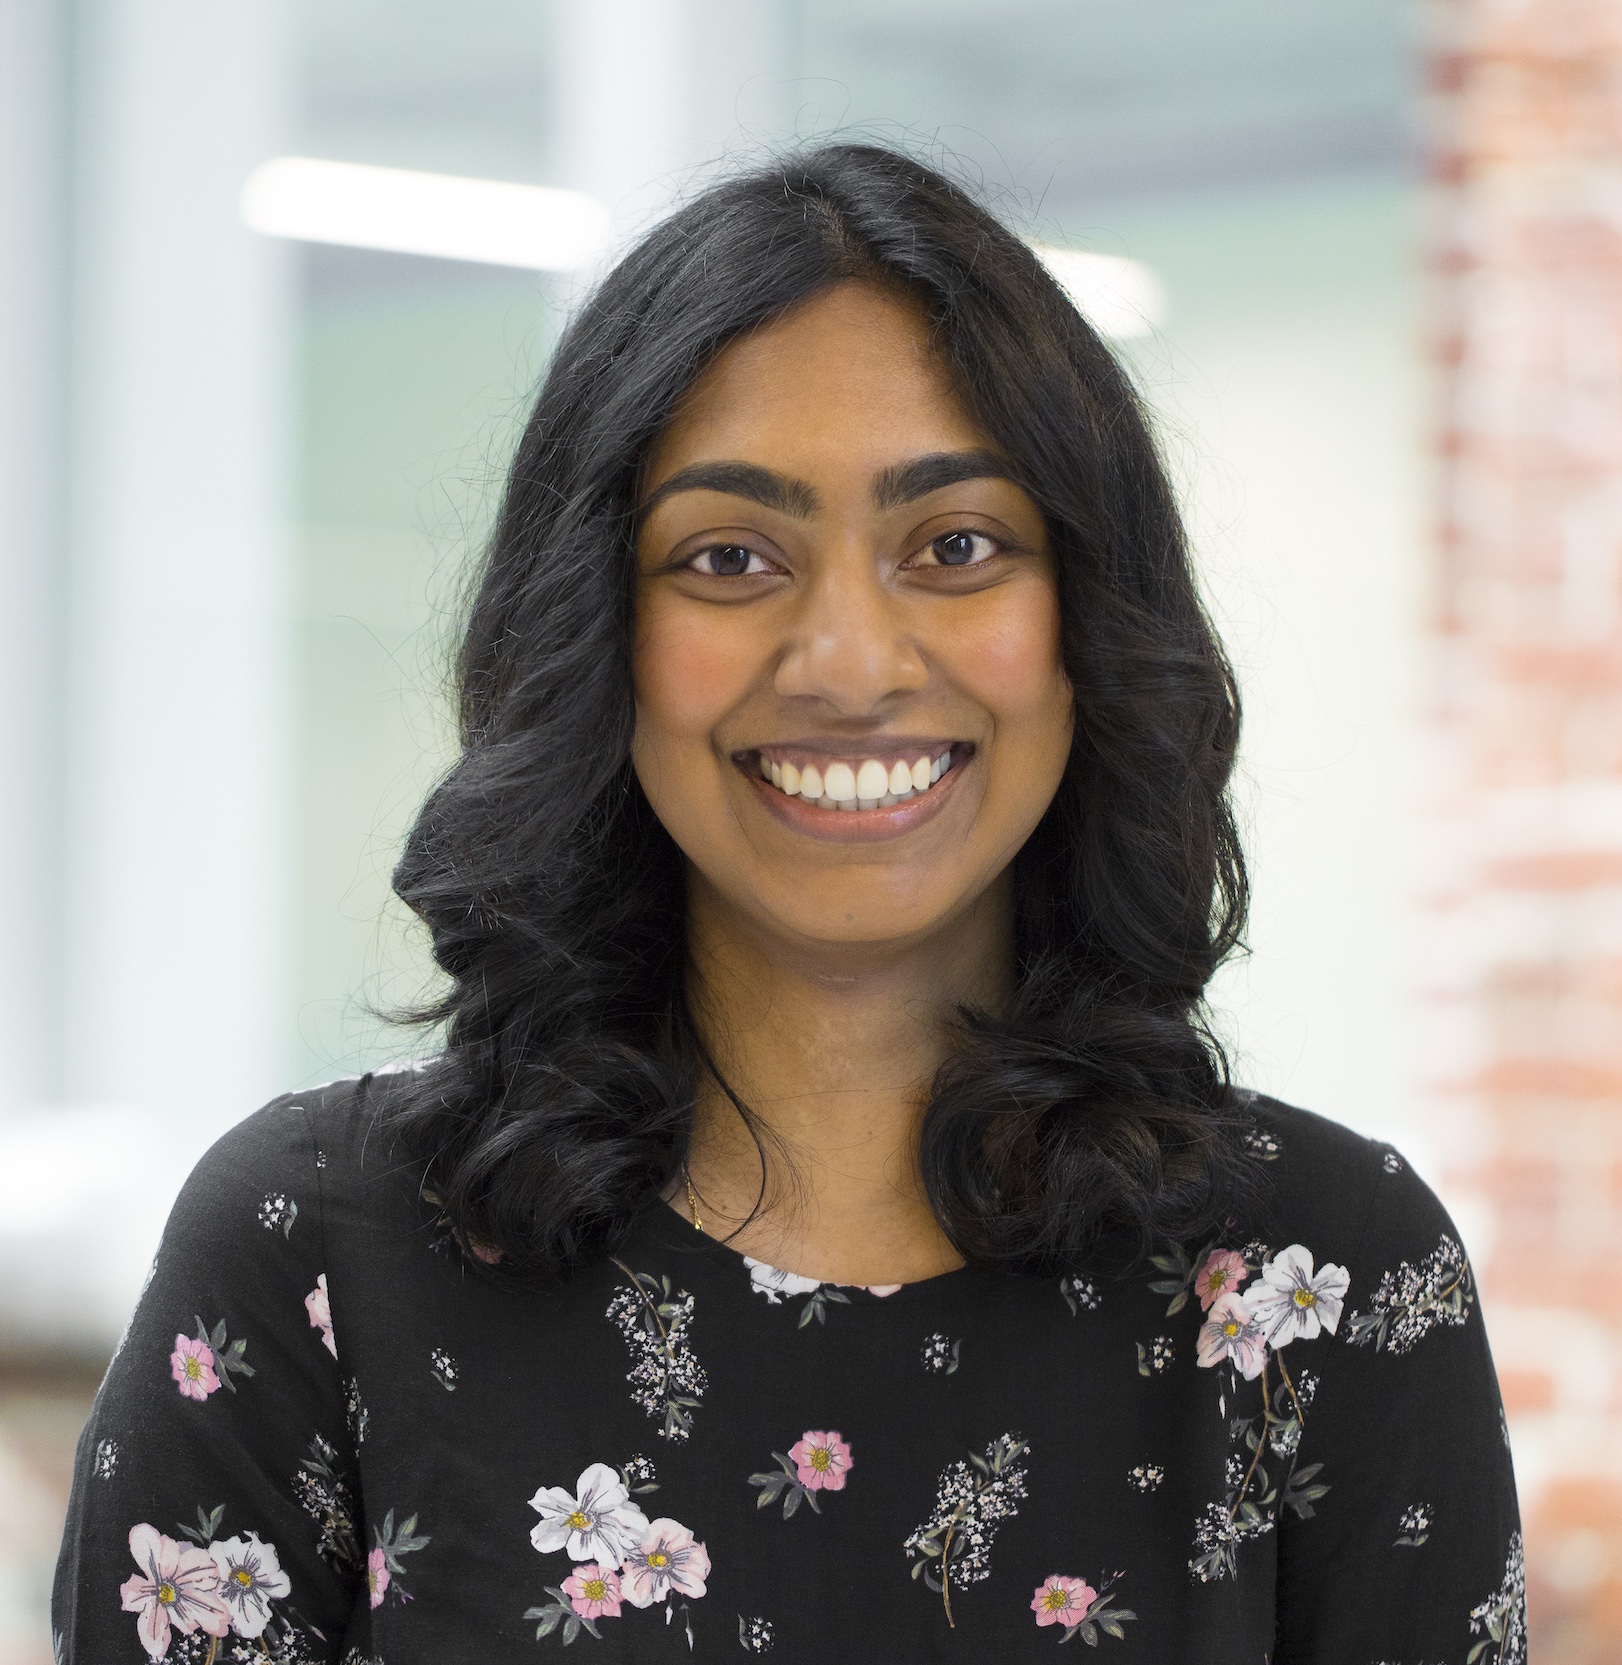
1239, 1092, 1459, 1287
168, 1066, 429, 1250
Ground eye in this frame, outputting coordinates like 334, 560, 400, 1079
918, 530, 998, 568
686, 543, 772, 577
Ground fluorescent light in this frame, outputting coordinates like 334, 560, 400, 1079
241, 156, 611, 271
1030, 246, 1166, 340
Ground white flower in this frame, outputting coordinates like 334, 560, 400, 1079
207, 1533, 290, 1638
742, 1256, 822, 1304
528, 1462, 650, 1564
1246, 1244, 1350, 1347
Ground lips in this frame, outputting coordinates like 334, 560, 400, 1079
734, 742, 973, 842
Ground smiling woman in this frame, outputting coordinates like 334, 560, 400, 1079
55, 146, 1521, 1664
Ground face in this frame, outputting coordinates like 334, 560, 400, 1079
631, 280, 1074, 958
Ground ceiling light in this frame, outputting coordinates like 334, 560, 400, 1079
240, 156, 611, 271
1030, 246, 1166, 339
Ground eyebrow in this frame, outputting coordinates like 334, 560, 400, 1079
872, 449, 1017, 509
638, 447, 1018, 522
639, 462, 820, 520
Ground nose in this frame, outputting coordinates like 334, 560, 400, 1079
772, 548, 927, 714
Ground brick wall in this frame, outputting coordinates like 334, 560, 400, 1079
1426, 1, 1622, 1657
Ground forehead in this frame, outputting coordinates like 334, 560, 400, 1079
646, 280, 988, 486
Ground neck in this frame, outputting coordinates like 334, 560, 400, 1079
677, 870, 1015, 1285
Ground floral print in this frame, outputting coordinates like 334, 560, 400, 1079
1059, 1274, 1101, 1314
1196, 1294, 1266, 1378
1468, 1531, 1527, 1665
208, 1534, 290, 1637
1030, 1571, 1136, 1644
1193, 1249, 1249, 1311
1396, 1503, 1434, 1547
120, 1525, 230, 1659
921, 1333, 961, 1373
291, 1432, 360, 1573
620, 1519, 711, 1606
563, 1562, 622, 1620
304, 1276, 336, 1358
1245, 1245, 1350, 1346
789, 1432, 852, 1492
904, 1433, 1028, 1625
368, 1508, 430, 1608
749, 1431, 853, 1518
743, 1255, 900, 1321
606, 1263, 708, 1442
1347, 1234, 1475, 1354
258, 1192, 298, 1236
169, 1336, 220, 1401
1127, 1464, 1164, 1492
1136, 1335, 1176, 1375
1031, 1574, 1092, 1627
530, 1463, 651, 1565
527, 1461, 709, 1647
737, 1615, 775, 1653
428, 1348, 457, 1391
93, 1438, 119, 1480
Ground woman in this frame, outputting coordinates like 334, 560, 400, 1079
54, 145, 1522, 1663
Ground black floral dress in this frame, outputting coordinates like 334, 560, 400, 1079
52, 1075, 1524, 1664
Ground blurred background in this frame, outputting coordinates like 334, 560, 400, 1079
1, 0, 1617, 1658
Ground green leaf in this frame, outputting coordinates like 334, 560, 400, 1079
1167, 1291, 1188, 1317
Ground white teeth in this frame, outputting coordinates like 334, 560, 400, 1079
823, 761, 858, 802
855, 759, 889, 800
756, 748, 960, 810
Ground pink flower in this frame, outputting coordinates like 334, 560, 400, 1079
366, 1546, 389, 1609
562, 1562, 622, 1620
789, 1430, 852, 1492
119, 1523, 231, 1659
620, 1518, 710, 1608
866, 1284, 903, 1298
1197, 1292, 1268, 1379
1194, 1249, 1250, 1312
169, 1335, 220, 1401
305, 1274, 337, 1358
1031, 1574, 1096, 1628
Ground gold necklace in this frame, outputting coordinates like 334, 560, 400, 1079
683, 1169, 704, 1233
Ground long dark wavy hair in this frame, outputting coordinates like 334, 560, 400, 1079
389, 142, 1253, 1281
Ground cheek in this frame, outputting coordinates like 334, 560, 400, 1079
631, 601, 753, 748
952, 584, 1070, 740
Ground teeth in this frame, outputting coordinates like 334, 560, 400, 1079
855, 759, 889, 801
823, 761, 857, 803
756, 747, 959, 811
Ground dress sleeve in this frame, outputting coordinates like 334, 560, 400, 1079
1273, 1149, 1525, 1665
52, 1098, 362, 1663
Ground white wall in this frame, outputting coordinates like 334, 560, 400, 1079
1115, 180, 1430, 1167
